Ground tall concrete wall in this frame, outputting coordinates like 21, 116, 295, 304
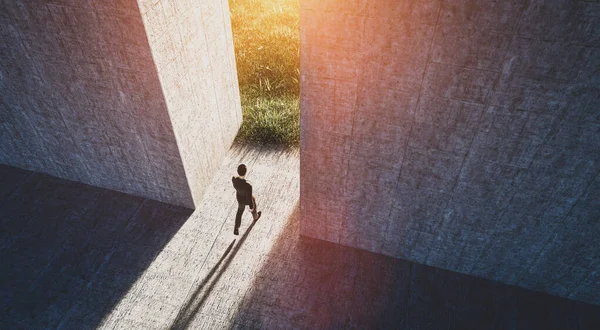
0, 0, 241, 208
300, 0, 600, 304
138, 0, 242, 205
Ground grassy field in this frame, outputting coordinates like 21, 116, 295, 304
229, 0, 300, 148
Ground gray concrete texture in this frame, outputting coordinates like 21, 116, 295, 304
300, 0, 600, 304
0, 0, 241, 209
138, 0, 242, 207
3, 160, 600, 329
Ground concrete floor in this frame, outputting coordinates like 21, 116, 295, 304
1, 146, 599, 329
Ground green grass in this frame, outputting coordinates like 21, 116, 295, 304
229, 0, 300, 148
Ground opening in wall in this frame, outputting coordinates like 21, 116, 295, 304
228, 0, 300, 148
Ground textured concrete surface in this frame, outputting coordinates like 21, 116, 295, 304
139, 0, 242, 206
236, 208, 600, 330
0, 146, 300, 329
0, 0, 241, 209
2, 150, 600, 330
0, 1, 189, 207
300, 0, 600, 304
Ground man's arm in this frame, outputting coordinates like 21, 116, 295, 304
247, 182, 254, 209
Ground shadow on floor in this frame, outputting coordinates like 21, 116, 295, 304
0, 165, 193, 329
170, 220, 257, 330
232, 206, 600, 329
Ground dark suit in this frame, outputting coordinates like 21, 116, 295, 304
232, 176, 257, 230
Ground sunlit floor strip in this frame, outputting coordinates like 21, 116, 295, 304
97, 145, 300, 329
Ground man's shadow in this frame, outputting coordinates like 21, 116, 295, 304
170, 220, 257, 330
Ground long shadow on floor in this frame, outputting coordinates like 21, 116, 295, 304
170, 220, 256, 330
232, 206, 600, 329
0, 165, 193, 329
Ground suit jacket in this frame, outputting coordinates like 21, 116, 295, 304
232, 176, 253, 205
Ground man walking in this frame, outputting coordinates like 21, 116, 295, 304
232, 164, 261, 235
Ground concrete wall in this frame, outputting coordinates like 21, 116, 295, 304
138, 0, 242, 205
0, 0, 241, 208
300, 0, 600, 304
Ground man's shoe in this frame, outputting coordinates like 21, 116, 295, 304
254, 211, 262, 222
234, 228, 239, 235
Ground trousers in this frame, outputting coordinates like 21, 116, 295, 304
235, 195, 257, 230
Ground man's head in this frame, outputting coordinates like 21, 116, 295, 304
237, 164, 247, 176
